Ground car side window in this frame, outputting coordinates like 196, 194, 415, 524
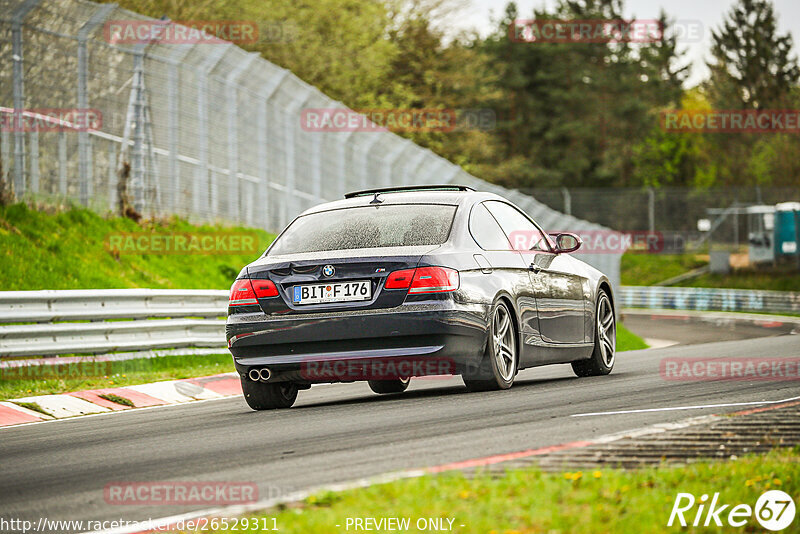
469, 203, 512, 250
484, 201, 550, 252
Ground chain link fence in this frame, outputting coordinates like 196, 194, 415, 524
523, 186, 800, 251
0, 0, 621, 290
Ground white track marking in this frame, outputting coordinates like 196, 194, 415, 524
643, 338, 679, 349
571, 395, 800, 417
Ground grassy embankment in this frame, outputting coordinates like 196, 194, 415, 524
621, 252, 800, 291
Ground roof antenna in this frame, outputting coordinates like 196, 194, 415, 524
370, 192, 383, 204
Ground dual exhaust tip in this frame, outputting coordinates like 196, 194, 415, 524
248, 367, 272, 382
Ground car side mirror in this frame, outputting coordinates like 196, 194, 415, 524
555, 233, 582, 253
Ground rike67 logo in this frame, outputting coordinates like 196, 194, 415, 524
668, 490, 795, 531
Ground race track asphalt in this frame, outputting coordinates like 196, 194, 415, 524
1, 330, 798, 532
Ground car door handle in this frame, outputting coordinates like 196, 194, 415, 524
528, 264, 541, 273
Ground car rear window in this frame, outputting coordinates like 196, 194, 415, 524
267, 204, 457, 255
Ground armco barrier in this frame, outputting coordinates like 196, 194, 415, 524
2, 286, 796, 360
0, 289, 228, 358
620, 286, 800, 315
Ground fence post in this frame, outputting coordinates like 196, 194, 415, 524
387, 139, 416, 186
194, 44, 230, 220
0, 127, 10, 186
11, 0, 42, 197
283, 92, 312, 227
561, 187, 571, 215
257, 70, 289, 231
337, 131, 355, 198
76, 3, 115, 206
57, 132, 67, 195
310, 130, 323, 202
225, 52, 259, 222
359, 135, 381, 189
130, 49, 146, 214
165, 41, 194, 214
383, 140, 409, 187
29, 130, 39, 193
402, 149, 427, 185
446, 164, 462, 185
107, 141, 116, 209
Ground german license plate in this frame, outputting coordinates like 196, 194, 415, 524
292, 280, 371, 305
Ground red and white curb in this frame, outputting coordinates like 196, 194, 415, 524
0, 373, 241, 427
84, 397, 800, 534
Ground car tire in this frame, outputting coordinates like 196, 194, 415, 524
572, 289, 616, 377
463, 300, 517, 391
241, 378, 298, 410
368, 377, 410, 395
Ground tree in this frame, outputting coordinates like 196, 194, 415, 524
477, 0, 689, 188
704, 0, 800, 186
707, 0, 799, 109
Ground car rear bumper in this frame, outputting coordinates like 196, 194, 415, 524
227, 302, 489, 383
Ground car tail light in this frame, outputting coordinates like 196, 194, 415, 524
385, 269, 415, 289
410, 267, 459, 293
229, 279, 258, 306
386, 267, 459, 293
251, 279, 279, 298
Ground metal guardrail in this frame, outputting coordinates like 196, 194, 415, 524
2, 286, 797, 360
620, 286, 800, 315
0, 289, 228, 358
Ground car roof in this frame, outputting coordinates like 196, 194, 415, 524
299, 189, 507, 216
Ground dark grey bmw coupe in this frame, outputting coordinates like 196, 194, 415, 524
227, 185, 616, 410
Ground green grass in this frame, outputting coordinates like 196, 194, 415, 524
98, 392, 135, 407
617, 323, 649, 351
621, 253, 708, 286
621, 251, 800, 291
679, 269, 800, 291
214, 448, 798, 533
0, 203, 276, 290
12, 400, 50, 416
0, 353, 234, 399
